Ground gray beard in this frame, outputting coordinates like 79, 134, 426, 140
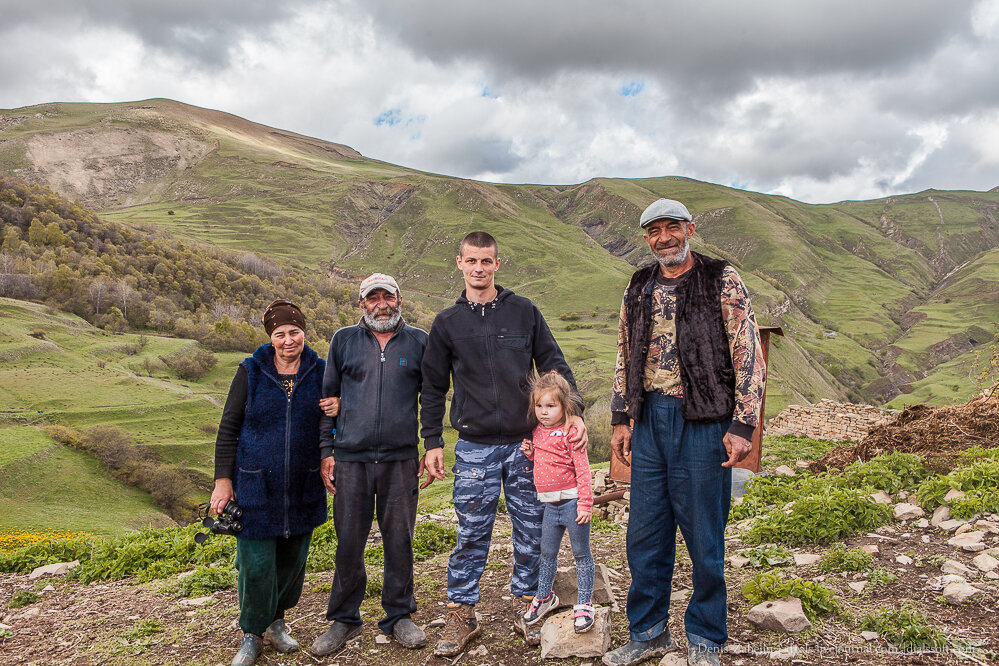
363, 308, 402, 332
654, 238, 690, 267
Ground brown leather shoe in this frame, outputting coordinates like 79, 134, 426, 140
433, 603, 480, 657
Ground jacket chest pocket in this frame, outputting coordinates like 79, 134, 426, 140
495, 333, 529, 350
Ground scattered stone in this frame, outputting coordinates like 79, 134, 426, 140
861, 631, 879, 641
768, 645, 799, 660
774, 465, 796, 477
975, 520, 999, 534
948, 532, 986, 552
15, 608, 40, 619
848, 582, 867, 594
895, 555, 913, 565
869, 491, 892, 505
28, 560, 79, 580
0, 623, 12, 631
972, 553, 999, 572
539, 606, 611, 658
179, 596, 214, 607
41, 585, 55, 592
893, 503, 924, 521
374, 634, 391, 645
746, 597, 811, 633
942, 582, 982, 604
861, 544, 879, 555
927, 574, 966, 590
914, 518, 930, 528
986, 572, 999, 580
659, 654, 686, 666
941, 560, 972, 576
939, 519, 967, 533
428, 618, 445, 628
955, 523, 974, 536
931, 506, 951, 527
793, 553, 821, 566
729, 555, 750, 569
794, 460, 810, 469
553, 564, 614, 606
944, 489, 967, 502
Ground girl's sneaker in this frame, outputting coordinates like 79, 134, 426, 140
573, 603, 594, 633
523, 593, 559, 625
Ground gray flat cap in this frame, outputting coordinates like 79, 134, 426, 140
640, 198, 692, 227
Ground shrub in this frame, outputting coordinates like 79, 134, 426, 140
177, 564, 237, 597
914, 457, 999, 518
0, 534, 94, 573
307, 513, 337, 573
9, 590, 40, 608
412, 522, 457, 562
28, 329, 45, 339
745, 487, 892, 545
857, 608, 945, 650
836, 452, 932, 494
742, 571, 839, 620
161, 344, 217, 381
817, 544, 875, 573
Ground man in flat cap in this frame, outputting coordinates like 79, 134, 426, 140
603, 199, 765, 666
311, 273, 430, 655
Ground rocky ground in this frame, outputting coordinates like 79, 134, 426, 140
2, 497, 998, 666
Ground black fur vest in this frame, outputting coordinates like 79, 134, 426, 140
623, 251, 735, 423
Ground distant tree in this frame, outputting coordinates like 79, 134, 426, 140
114, 278, 135, 320
88, 277, 109, 315
27, 217, 45, 245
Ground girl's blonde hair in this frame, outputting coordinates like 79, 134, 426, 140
526, 371, 584, 423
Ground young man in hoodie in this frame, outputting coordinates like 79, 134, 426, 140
419, 231, 587, 657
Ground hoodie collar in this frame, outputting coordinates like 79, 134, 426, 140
457, 285, 510, 311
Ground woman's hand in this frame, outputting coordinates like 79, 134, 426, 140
319, 397, 341, 417
210, 478, 235, 515
520, 438, 534, 460
575, 509, 592, 524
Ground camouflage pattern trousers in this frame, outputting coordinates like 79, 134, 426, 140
447, 439, 544, 604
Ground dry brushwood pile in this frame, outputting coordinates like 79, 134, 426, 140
813, 393, 999, 473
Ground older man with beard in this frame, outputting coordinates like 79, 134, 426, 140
602, 199, 765, 666
310, 273, 430, 656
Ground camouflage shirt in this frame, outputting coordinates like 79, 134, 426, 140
611, 264, 765, 431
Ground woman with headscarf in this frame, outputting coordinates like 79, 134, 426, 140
210, 299, 328, 666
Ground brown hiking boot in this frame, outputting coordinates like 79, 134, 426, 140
434, 602, 480, 657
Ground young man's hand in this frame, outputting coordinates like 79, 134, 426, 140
575, 509, 592, 524
611, 423, 632, 467
520, 438, 534, 459
566, 415, 588, 451
418, 447, 446, 489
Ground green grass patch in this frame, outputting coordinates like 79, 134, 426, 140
177, 564, 236, 597
745, 486, 891, 545
816, 544, 875, 573
8, 590, 40, 608
761, 435, 838, 469
856, 608, 946, 650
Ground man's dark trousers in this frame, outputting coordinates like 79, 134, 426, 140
326, 458, 419, 633
626, 393, 732, 651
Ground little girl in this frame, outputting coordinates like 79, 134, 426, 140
520, 371, 595, 632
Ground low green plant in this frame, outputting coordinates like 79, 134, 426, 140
745, 487, 891, 545
915, 457, 999, 518
761, 435, 838, 469
740, 544, 794, 568
0, 535, 94, 573
591, 515, 621, 532
365, 576, 382, 599
306, 516, 337, 572
817, 544, 875, 573
122, 619, 164, 639
730, 473, 830, 522
837, 452, 932, 494
364, 545, 384, 567
742, 571, 839, 620
856, 608, 946, 650
177, 565, 236, 597
413, 522, 457, 562
8, 590, 40, 608
312, 581, 332, 594
866, 567, 897, 588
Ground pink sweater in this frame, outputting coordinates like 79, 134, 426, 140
527, 424, 593, 512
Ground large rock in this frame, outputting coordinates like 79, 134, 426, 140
793, 553, 822, 566
938, 519, 967, 533
944, 489, 967, 502
539, 606, 611, 658
746, 597, 811, 633
948, 532, 986, 552
942, 582, 982, 604
931, 505, 951, 527
28, 560, 79, 580
869, 491, 892, 505
553, 564, 614, 607
893, 503, 924, 521
940, 560, 972, 576
972, 553, 999, 573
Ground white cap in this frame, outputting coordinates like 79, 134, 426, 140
359, 273, 400, 299
640, 198, 692, 227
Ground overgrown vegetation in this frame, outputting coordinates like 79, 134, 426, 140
914, 449, 999, 518
8, 590, 40, 608
816, 544, 875, 573
177, 564, 237, 597
738, 544, 794, 568
856, 608, 946, 650
742, 571, 839, 621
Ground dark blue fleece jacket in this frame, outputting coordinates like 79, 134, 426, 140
234, 343, 327, 540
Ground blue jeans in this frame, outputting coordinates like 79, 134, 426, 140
448, 439, 544, 604
536, 498, 594, 604
626, 393, 731, 650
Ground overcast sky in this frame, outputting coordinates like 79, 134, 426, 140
2, 0, 998, 203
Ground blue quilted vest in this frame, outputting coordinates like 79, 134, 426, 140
234, 343, 327, 540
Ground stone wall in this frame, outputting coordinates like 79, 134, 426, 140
766, 398, 898, 442
591, 467, 630, 524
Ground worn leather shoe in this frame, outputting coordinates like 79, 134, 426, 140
687, 645, 721, 665
230, 633, 262, 666
310, 622, 362, 656
511, 595, 541, 646
264, 618, 299, 653
391, 617, 427, 648
434, 602, 480, 657
601, 628, 677, 666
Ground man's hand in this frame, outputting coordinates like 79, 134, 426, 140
418, 447, 446, 489
321, 457, 336, 494
319, 397, 341, 417
611, 423, 632, 467
520, 438, 534, 460
722, 432, 752, 468
566, 415, 588, 451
